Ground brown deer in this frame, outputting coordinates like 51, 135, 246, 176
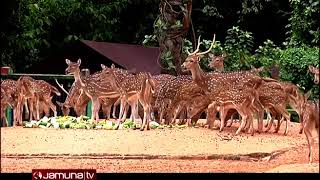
255, 81, 291, 135
208, 53, 226, 72
167, 76, 206, 125
55, 79, 119, 119
16, 76, 61, 123
309, 65, 319, 84
155, 75, 205, 125
150, 74, 176, 123
65, 59, 120, 123
1, 87, 14, 126
100, 64, 155, 130
1, 79, 21, 125
295, 91, 319, 163
181, 35, 269, 135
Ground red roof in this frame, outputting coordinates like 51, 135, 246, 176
81, 40, 162, 75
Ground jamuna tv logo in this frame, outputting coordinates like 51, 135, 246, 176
32, 169, 96, 180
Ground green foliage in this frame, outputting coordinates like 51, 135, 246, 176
278, 46, 319, 98
287, 0, 319, 46
2, 0, 154, 72
223, 26, 254, 71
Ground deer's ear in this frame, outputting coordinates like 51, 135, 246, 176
65, 59, 71, 65
308, 65, 318, 74
250, 65, 255, 69
111, 64, 115, 69
208, 53, 214, 58
101, 64, 107, 70
77, 58, 81, 65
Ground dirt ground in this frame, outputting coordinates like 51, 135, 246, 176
1, 120, 319, 173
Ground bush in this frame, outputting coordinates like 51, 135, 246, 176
278, 45, 319, 99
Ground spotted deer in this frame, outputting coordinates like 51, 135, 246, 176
16, 76, 61, 123
100, 64, 155, 130
295, 91, 319, 163
309, 65, 319, 84
253, 81, 291, 135
1, 79, 20, 125
208, 53, 226, 72
1, 87, 14, 126
164, 75, 206, 125
65, 59, 121, 123
150, 74, 176, 123
181, 35, 269, 135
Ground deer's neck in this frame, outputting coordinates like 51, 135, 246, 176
73, 70, 86, 87
190, 63, 205, 83
215, 66, 224, 72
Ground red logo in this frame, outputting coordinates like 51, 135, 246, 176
32, 169, 96, 180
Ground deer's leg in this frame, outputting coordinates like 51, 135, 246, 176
303, 118, 314, 164
140, 105, 148, 131
35, 97, 40, 120
264, 109, 272, 128
112, 98, 120, 119
114, 97, 126, 129
171, 104, 182, 125
226, 111, 236, 127
256, 109, 264, 133
207, 102, 217, 129
101, 101, 112, 120
28, 99, 34, 120
24, 100, 29, 120
46, 99, 57, 117
265, 108, 276, 133
128, 99, 137, 123
299, 114, 304, 134
235, 110, 248, 135
91, 98, 100, 122
219, 106, 230, 132
274, 105, 290, 135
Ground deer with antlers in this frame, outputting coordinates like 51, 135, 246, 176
181, 34, 274, 135
100, 64, 155, 130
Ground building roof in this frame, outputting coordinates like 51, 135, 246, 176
81, 40, 162, 75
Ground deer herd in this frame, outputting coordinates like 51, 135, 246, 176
1, 35, 319, 163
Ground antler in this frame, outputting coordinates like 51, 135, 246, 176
55, 79, 70, 96
197, 34, 216, 56
187, 35, 202, 55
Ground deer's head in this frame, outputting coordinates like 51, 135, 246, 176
308, 65, 319, 84
181, 35, 216, 71
208, 53, 226, 71
65, 59, 81, 75
100, 64, 116, 81
56, 101, 71, 116
249, 66, 264, 76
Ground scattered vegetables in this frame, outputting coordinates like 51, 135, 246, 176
22, 116, 189, 130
